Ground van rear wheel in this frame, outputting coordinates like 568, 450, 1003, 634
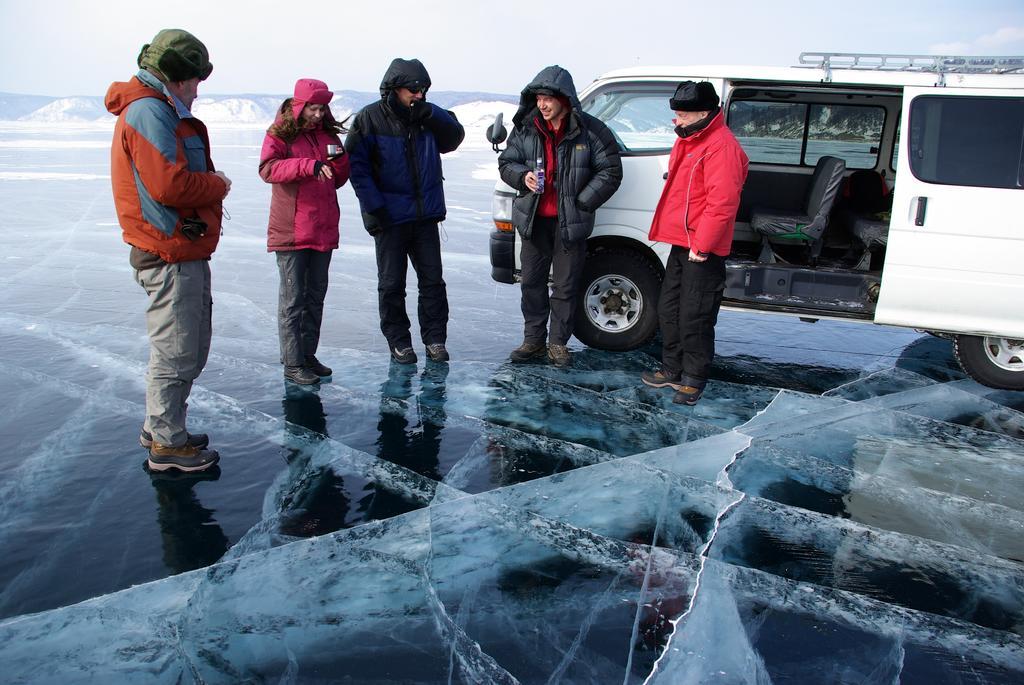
574, 248, 661, 351
953, 334, 1024, 390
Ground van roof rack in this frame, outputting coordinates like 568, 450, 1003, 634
798, 52, 1024, 75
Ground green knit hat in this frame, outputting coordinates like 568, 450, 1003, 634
137, 29, 213, 83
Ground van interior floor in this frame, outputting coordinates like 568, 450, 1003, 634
723, 259, 881, 318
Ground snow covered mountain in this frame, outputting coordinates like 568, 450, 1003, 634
0, 91, 518, 125
10, 96, 109, 123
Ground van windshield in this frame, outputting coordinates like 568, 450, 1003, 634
583, 87, 676, 153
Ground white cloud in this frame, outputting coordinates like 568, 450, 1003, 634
930, 26, 1024, 55
977, 26, 1024, 49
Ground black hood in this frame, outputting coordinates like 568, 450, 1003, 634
512, 65, 582, 127
379, 58, 432, 99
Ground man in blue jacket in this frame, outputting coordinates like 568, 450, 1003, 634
346, 58, 465, 364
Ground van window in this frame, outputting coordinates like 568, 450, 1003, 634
729, 100, 885, 169
728, 101, 804, 164
583, 88, 676, 153
806, 104, 885, 169
908, 96, 1024, 189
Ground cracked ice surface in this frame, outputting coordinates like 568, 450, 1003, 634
1, 123, 1023, 683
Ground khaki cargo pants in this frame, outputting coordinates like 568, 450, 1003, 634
134, 260, 212, 448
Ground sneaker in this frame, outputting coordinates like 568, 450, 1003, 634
547, 344, 572, 368
641, 368, 684, 392
509, 340, 546, 362
304, 355, 332, 377
285, 365, 320, 385
148, 442, 220, 473
425, 343, 450, 362
140, 429, 209, 450
672, 385, 705, 406
390, 346, 418, 364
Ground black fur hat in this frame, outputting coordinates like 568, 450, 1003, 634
669, 81, 719, 112
137, 29, 213, 83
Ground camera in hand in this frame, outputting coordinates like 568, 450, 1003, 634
326, 144, 345, 158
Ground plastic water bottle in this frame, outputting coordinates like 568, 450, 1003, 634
535, 155, 545, 194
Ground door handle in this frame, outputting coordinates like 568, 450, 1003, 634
914, 196, 928, 226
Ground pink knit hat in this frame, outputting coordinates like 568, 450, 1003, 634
291, 78, 333, 120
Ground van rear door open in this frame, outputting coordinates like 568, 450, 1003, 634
875, 88, 1024, 338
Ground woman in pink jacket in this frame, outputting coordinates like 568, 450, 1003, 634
260, 79, 351, 385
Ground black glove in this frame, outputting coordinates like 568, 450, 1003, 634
409, 99, 432, 123
313, 161, 325, 178
364, 207, 391, 237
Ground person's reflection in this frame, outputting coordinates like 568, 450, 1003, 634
282, 381, 328, 442
363, 362, 449, 519
146, 465, 228, 575
279, 383, 351, 536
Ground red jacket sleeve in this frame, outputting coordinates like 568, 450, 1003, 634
692, 143, 748, 255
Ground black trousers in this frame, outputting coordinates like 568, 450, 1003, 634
519, 217, 587, 346
374, 221, 448, 350
276, 249, 332, 367
658, 246, 726, 388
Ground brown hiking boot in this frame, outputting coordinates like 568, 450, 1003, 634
285, 365, 320, 385
139, 429, 209, 450
390, 346, 418, 364
425, 343, 450, 362
641, 368, 684, 392
547, 344, 572, 368
149, 442, 220, 473
510, 340, 546, 362
304, 355, 332, 377
672, 385, 705, 406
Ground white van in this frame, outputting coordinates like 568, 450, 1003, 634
486, 53, 1024, 390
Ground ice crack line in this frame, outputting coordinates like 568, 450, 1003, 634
642, 431, 752, 684
624, 485, 669, 685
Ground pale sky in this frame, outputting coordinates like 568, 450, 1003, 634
2, 0, 1023, 96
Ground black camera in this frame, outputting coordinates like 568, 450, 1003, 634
181, 217, 207, 241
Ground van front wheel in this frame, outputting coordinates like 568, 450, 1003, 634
574, 248, 661, 351
953, 334, 1024, 390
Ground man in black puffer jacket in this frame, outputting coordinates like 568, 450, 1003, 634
346, 58, 465, 365
498, 65, 622, 367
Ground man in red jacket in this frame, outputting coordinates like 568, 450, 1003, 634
106, 29, 230, 472
641, 81, 748, 405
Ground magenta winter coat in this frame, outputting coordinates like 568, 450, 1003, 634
259, 127, 351, 252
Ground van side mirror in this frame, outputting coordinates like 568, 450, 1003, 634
486, 112, 507, 153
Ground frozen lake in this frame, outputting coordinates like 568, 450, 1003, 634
0, 119, 1022, 683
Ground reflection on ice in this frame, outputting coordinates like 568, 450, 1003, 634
4, 348, 1023, 682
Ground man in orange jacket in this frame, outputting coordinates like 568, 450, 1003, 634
106, 29, 230, 472
641, 81, 748, 405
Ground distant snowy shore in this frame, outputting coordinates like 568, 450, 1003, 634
0, 91, 519, 126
